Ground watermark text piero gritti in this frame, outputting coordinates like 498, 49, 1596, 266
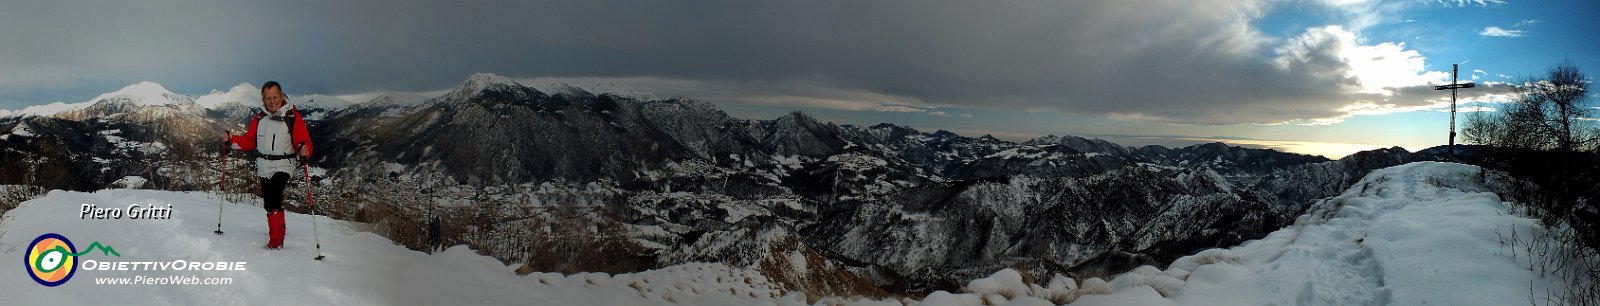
80, 203, 173, 220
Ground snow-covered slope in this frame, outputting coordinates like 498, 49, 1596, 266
520, 78, 595, 98
3, 101, 92, 118
295, 94, 355, 110
195, 83, 261, 109
853, 162, 1581, 306
439, 73, 531, 103
1060, 161, 1576, 305
290, 94, 358, 120
17, 81, 209, 123
323, 91, 438, 119
0, 190, 814, 305
349, 91, 434, 108
519, 76, 660, 100
2, 82, 199, 119
84, 81, 193, 108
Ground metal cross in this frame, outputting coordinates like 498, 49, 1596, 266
1434, 64, 1476, 161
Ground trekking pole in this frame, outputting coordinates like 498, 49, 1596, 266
215, 132, 230, 235
301, 147, 325, 260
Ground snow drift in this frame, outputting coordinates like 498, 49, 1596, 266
0, 190, 808, 305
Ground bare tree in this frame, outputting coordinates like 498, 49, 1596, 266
1463, 60, 1599, 306
1467, 60, 1597, 152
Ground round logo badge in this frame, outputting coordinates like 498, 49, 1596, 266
25, 233, 77, 287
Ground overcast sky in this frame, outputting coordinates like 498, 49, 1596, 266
2, 0, 1597, 158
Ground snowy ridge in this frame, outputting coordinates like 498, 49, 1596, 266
349, 91, 433, 108
433, 72, 548, 105
454, 73, 521, 95
520, 78, 595, 97
292, 94, 356, 120
0, 81, 211, 121
1058, 162, 1574, 305
3, 101, 92, 118
86, 81, 190, 107
1023, 134, 1134, 157
56, 82, 207, 121
519, 76, 660, 101
294, 94, 354, 109
2, 82, 194, 118
194, 83, 260, 109
0, 190, 813, 305
329, 91, 439, 118
5, 81, 422, 119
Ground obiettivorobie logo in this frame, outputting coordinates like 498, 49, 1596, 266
23, 233, 120, 287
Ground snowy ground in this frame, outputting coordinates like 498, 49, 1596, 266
0, 189, 806, 305
0, 162, 1579, 305
867, 161, 1577, 306
1067, 161, 1575, 305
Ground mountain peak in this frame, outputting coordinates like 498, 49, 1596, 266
118, 81, 173, 95
441, 73, 536, 102
778, 110, 813, 121
465, 73, 519, 88
96, 81, 173, 100
87, 81, 191, 107
227, 82, 260, 93
196, 83, 261, 109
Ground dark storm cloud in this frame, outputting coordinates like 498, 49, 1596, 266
0, 1, 349, 102
1, 0, 1444, 124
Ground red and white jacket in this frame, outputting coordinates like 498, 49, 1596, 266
228, 103, 313, 178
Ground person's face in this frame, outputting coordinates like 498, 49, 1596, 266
262, 86, 285, 113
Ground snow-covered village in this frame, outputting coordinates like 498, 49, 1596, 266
2, 1, 1598, 305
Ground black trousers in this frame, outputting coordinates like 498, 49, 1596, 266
260, 172, 290, 212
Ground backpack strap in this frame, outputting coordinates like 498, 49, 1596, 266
256, 107, 300, 135
286, 106, 300, 136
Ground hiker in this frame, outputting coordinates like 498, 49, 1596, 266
223, 81, 313, 250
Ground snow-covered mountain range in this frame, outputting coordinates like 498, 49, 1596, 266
0, 74, 1467, 298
